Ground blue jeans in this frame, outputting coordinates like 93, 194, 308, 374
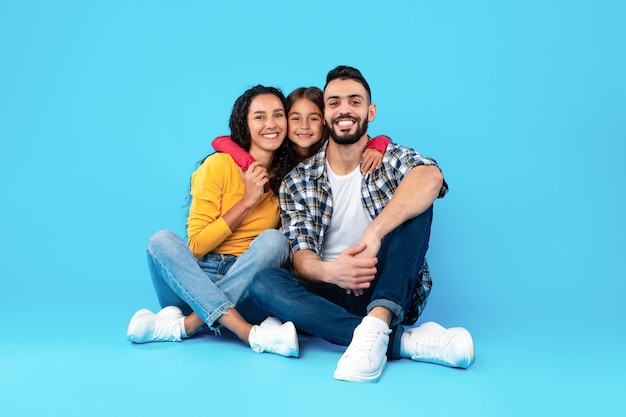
147, 229, 289, 328
249, 206, 433, 357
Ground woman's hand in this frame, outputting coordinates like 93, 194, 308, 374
241, 161, 269, 207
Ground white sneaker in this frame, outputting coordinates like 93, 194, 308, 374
248, 321, 299, 357
333, 319, 391, 383
127, 306, 185, 343
259, 316, 282, 328
404, 321, 475, 368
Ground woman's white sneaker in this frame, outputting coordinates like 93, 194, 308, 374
127, 307, 185, 343
248, 321, 299, 357
259, 316, 282, 328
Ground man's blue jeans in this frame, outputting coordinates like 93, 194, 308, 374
147, 229, 289, 328
249, 206, 433, 358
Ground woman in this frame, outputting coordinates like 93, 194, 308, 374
212, 86, 390, 173
126, 85, 300, 357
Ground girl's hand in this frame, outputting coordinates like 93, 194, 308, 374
361, 148, 384, 174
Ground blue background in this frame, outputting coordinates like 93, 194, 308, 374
1, 1, 624, 415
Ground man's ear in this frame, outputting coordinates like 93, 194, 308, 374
368, 103, 377, 122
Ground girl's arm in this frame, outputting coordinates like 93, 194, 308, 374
214, 134, 391, 174
361, 135, 391, 174
212, 135, 256, 170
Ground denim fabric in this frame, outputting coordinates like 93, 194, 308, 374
147, 228, 289, 328
249, 207, 433, 353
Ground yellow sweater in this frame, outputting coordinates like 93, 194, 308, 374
186, 153, 280, 258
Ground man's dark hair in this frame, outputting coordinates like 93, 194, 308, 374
324, 65, 371, 102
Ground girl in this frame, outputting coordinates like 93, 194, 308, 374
212, 86, 390, 173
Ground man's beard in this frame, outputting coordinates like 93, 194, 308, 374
327, 115, 369, 145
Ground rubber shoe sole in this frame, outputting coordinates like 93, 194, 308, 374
333, 356, 387, 383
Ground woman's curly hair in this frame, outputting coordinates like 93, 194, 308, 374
228, 85, 298, 195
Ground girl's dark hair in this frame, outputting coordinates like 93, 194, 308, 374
287, 86, 324, 114
286, 87, 328, 157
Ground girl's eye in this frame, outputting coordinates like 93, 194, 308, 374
290, 117, 300, 121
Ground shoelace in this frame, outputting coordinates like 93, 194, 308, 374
349, 327, 381, 358
153, 317, 181, 341
251, 325, 277, 352
412, 333, 449, 363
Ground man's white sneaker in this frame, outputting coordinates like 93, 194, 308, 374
333, 319, 392, 383
248, 321, 299, 357
404, 321, 475, 368
127, 306, 185, 343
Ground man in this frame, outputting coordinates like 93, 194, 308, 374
249, 65, 474, 382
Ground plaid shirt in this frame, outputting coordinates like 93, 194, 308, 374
278, 140, 448, 322
279, 140, 447, 256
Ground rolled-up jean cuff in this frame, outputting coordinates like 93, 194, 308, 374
387, 325, 405, 360
206, 301, 236, 331
367, 298, 404, 326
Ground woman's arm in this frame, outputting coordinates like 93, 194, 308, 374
187, 156, 268, 258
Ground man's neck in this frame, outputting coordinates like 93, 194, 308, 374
326, 135, 369, 175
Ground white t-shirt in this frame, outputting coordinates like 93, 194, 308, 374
322, 161, 373, 261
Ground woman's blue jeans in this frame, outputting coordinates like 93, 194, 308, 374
146, 229, 289, 328
249, 206, 433, 356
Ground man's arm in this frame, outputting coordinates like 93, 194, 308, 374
281, 160, 379, 292
357, 165, 443, 259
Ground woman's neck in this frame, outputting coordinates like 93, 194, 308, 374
249, 149, 274, 170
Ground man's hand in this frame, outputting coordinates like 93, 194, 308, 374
347, 229, 383, 296
328, 242, 377, 297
